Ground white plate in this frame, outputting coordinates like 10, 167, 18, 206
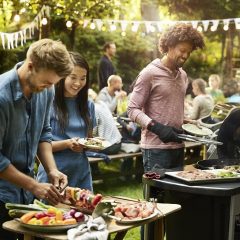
78, 138, 111, 150
115, 209, 158, 224
182, 124, 213, 136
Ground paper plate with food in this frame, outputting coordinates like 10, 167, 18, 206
182, 123, 213, 136
78, 137, 111, 150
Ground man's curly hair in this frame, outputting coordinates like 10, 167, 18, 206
159, 23, 205, 54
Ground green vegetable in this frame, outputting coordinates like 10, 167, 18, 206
33, 199, 68, 212
217, 171, 238, 178
5, 203, 43, 211
8, 209, 35, 218
33, 199, 53, 209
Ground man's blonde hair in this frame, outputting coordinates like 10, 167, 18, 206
27, 38, 73, 78
209, 74, 221, 84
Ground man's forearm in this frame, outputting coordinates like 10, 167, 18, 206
37, 142, 57, 174
0, 164, 37, 192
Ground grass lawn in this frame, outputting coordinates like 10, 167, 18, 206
92, 160, 144, 240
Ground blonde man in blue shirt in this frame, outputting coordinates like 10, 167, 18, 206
0, 39, 73, 240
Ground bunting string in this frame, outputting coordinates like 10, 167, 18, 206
0, 5, 50, 49
0, 4, 240, 50
84, 18, 240, 33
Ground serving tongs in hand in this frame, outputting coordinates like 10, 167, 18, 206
178, 134, 223, 145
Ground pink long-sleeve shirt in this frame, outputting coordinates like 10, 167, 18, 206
127, 58, 188, 149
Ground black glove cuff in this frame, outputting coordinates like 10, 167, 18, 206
147, 120, 157, 131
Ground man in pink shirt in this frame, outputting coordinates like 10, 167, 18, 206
128, 23, 205, 173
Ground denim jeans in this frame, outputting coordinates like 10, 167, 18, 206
141, 148, 184, 173
141, 148, 184, 240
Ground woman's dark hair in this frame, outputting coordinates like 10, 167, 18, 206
54, 51, 91, 133
159, 23, 205, 54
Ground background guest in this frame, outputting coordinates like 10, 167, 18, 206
98, 75, 127, 114
98, 42, 117, 90
187, 78, 214, 120
206, 74, 225, 104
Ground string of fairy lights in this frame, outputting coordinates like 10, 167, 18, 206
0, 5, 240, 49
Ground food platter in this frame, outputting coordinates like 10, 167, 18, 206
182, 123, 213, 136
115, 209, 158, 224
78, 138, 111, 150
165, 169, 240, 185
15, 218, 81, 233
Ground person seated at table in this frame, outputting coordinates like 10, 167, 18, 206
206, 74, 225, 104
185, 78, 214, 121
98, 75, 127, 114
88, 89, 136, 180
37, 52, 96, 191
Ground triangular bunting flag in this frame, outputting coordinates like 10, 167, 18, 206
120, 21, 128, 31
202, 20, 209, 31
191, 21, 198, 29
95, 19, 103, 31
0, 33, 5, 49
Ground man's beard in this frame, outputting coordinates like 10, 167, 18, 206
26, 75, 42, 93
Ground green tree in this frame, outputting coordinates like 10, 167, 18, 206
157, 0, 240, 82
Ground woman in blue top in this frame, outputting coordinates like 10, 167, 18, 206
37, 52, 96, 191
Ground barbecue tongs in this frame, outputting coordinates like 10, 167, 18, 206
178, 134, 223, 145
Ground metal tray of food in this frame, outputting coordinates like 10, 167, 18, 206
165, 169, 240, 185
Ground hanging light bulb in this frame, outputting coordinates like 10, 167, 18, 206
66, 20, 73, 28
121, 31, 126, 37
131, 23, 139, 32
101, 25, 106, 31
41, 17, 48, 25
110, 22, 117, 31
150, 25, 156, 32
223, 20, 229, 31
197, 26, 203, 32
210, 20, 219, 32
90, 21, 96, 30
14, 14, 20, 22
223, 25, 229, 31
20, 8, 26, 14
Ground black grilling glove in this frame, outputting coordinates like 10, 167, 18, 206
147, 120, 183, 143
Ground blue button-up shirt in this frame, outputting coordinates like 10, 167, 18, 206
0, 62, 53, 203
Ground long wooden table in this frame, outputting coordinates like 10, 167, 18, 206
3, 202, 181, 240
